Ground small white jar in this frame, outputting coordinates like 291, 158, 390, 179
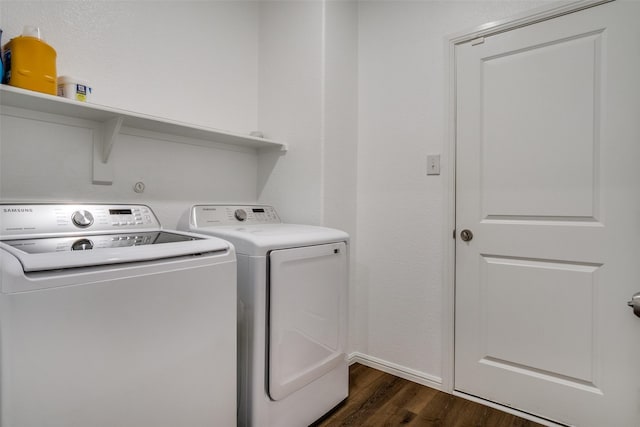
57, 75, 92, 102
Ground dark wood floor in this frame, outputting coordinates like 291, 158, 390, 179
313, 363, 545, 427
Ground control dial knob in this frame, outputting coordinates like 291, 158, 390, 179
234, 209, 247, 222
71, 239, 93, 251
71, 210, 94, 228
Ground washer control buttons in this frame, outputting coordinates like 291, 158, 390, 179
234, 209, 247, 222
71, 210, 94, 228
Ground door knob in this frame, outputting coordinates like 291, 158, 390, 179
628, 292, 640, 318
460, 229, 474, 242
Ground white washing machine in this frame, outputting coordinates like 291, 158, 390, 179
182, 204, 349, 427
0, 203, 237, 427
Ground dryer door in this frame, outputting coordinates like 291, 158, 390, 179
268, 242, 347, 401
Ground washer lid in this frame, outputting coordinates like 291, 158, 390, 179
188, 223, 349, 256
0, 230, 231, 272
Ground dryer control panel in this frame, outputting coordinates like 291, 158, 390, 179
192, 205, 281, 227
0, 204, 160, 239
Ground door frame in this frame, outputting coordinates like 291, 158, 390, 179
441, 0, 612, 410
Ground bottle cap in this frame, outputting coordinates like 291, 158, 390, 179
22, 25, 42, 40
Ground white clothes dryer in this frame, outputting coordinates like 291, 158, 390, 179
182, 204, 349, 427
0, 203, 237, 427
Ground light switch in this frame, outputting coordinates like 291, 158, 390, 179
427, 155, 440, 175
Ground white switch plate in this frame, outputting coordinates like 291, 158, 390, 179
427, 154, 440, 175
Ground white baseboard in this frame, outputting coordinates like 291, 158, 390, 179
347, 352, 444, 392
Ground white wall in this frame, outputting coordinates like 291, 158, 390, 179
356, 0, 554, 386
323, 0, 358, 249
256, 0, 325, 225
256, 0, 359, 227
0, 1, 262, 227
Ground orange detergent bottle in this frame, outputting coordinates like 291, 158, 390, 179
3, 26, 57, 95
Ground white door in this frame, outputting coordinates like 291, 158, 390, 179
455, 1, 640, 426
268, 242, 347, 401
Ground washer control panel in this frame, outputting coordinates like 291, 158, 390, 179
3, 231, 197, 254
192, 205, 281, 227
0, 204, 160, 239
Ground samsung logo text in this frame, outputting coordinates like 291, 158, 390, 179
3, 208, 34, 213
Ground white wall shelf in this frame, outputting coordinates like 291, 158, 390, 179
0, 85, 286, 184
